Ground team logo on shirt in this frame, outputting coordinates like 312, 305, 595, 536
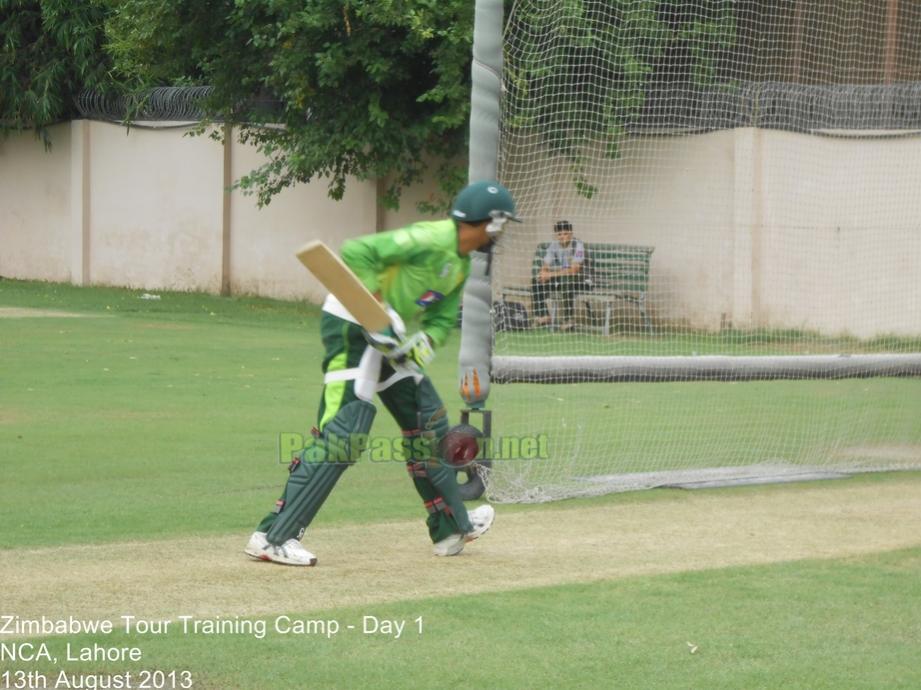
415, 290, 445, 307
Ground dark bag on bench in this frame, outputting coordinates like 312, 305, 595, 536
493, 300, 530, 331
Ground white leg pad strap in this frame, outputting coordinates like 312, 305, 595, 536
323, 346, 422, 399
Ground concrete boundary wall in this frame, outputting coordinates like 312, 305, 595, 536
1, 123, 74, 284
499, 128, 921, 337
2, 122, 920, 337
0, 121, 438, 303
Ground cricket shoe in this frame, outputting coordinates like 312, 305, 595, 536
244, 531, 317, 566
464, 504, 495, 542
432, 505, 496, 557
432, 533, 465, 557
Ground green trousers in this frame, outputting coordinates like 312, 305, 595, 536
257, 313, 469, 543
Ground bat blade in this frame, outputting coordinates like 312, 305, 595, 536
296, 240, 391, 332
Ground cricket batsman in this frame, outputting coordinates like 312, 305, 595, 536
245, 180, 520, 566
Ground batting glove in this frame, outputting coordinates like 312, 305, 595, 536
362, 304, 408, 355
387, 331, 436, 373
364, 328, 401, 355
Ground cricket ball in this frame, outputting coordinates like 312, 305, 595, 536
439, 423, 483, 469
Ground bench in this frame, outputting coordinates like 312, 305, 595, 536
501, 242, 654, 334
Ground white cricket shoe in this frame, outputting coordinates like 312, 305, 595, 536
244, 531, 317, 566
432, 504, 496, 557
432, 533, 465, 557
465, 504, 495, 542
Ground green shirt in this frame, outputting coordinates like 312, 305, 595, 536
340, 219, 470, 347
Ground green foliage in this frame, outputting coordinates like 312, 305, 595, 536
1, 0, 740, 208
104, 0, 234, 89
106, 0, 475, 208
0, 0, 111, 140
505, 0, 737, 197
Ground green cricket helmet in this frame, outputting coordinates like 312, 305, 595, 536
451, 180, 521, 236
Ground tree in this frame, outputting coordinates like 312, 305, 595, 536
0, 0, 111, 142
106, 0, 475, 208
504, 0, 737, 197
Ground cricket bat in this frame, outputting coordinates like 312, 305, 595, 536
295, 240, 391, 332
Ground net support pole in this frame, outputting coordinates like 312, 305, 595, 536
492, 354, 921, 383
458, 0, 504, 409
467, 0, 503, 183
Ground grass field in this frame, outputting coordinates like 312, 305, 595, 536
2, 278, 921, 689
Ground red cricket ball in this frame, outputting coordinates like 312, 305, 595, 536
439, 424, 483, 468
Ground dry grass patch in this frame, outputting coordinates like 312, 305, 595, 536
2, 479, 919, 632
0, 307, 100, 318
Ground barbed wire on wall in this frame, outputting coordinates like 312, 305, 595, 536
638, 82, 921, 135
749, 82, 921, 133
75, 86, 215, 124
76, 82, 921, 135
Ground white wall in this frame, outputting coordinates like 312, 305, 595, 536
0, 123, 74, 283
499, 128, 921, 337
87, 122, 225, 292
1, 120, 436, 301
757, 131, 921, 337
228, 133, 379, 302
3, 122, 920, 338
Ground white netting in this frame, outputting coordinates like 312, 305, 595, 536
486, 0, 921, 502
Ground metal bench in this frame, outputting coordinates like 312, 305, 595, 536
501, 242, 654, 334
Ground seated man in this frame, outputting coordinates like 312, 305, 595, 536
531, 220, 590, 331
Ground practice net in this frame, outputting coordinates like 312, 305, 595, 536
484, 0, 921, 502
